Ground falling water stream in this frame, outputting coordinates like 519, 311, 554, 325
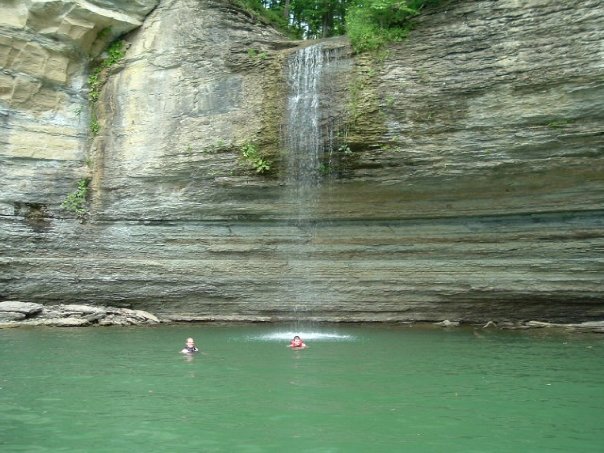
281, 43, 345, 317
284, 44, 325, 188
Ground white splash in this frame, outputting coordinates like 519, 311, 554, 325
251, 331, 354, 341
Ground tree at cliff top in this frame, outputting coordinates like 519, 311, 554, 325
239, 0, 350, 38
346, 0, 434, 51
239, 0, 436, 50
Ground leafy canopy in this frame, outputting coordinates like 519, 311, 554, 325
236, 0, 435, 51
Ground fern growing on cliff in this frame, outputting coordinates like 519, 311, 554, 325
86, 40, 126, 134
62, 178, 91, 219
240, 142, 272, 174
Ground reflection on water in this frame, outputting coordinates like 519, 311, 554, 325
1, 324, 603, 452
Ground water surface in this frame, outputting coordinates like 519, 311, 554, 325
1, 324, 603, 452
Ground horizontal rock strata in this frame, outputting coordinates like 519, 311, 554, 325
0, 0, 159, 216
0, 0, 603, 324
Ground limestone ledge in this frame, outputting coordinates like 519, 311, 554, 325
0, 0, 159, 109
0, 300, 159, 327
0, 0, 158, 51
2, 300, 602, 333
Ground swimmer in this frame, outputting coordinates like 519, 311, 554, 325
288, 335, 307, 349
181, 337, 199, 354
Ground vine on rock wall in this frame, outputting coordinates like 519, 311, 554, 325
87, 39, 126, 135
61, 177, 91, 221
61, 37, 126, 220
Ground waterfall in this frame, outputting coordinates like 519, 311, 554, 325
283, 43, 345, 212
284, 44, 324, 188
281, 42, 344, 318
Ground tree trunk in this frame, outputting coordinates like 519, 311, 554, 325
283, 0, 290, 20
322, 10, 333, 37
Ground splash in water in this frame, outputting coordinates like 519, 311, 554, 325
250, 331, 354, 341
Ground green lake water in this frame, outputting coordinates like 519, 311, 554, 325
1, 324, 603, 452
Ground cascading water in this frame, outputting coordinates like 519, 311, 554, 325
284, 44, 325, 189
283, 43, 345, 192
281, 42, 345, 320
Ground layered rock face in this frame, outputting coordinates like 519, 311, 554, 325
0, 0, 159, 214
341, 0, 604, 321
0, 0, 602, 323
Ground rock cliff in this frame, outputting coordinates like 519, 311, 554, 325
1, 0, 602, 323
0, 0, 159, 213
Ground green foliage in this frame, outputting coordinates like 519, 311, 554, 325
87, 40, 126, 134
236, 0, 350, 39
87, 73, 101, 103
97, 26, 112, 40
247, 48, 268, 60
62, 178, 91, 218
240, 142, 272, 174
88, 40, 125, 103
104, 40, 126, 67
235, 0, 297, 37
338, 143, 352, 155
547, 119, 573, 129
346, 0, 422, 52
237, 1, 439, 52
290, 0, 350, 38
89, 118, 100, 135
